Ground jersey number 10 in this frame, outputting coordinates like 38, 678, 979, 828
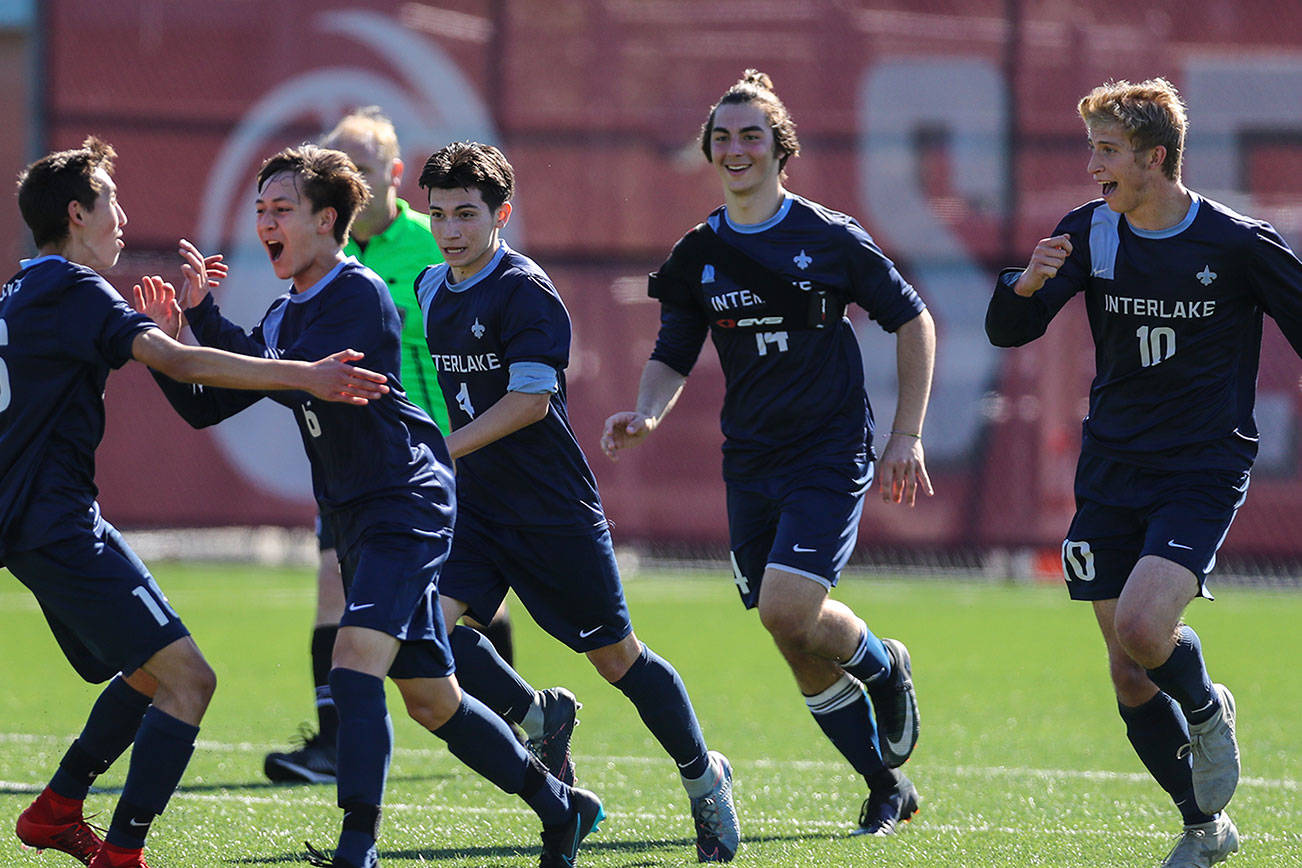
1136, 325, 1176, 368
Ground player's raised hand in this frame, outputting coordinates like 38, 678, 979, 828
305, 349, 390, 405
601, 411, 655, 460
177, 238, 219, 310
132, 274, 184, 339
879, 433, 934, 508
1014, 234, 1073, 297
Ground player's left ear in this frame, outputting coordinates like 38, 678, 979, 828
1147, 145, 1166, 172
390, 157, 404, 187
317, 206, 338, 236
494, 201, 512, 229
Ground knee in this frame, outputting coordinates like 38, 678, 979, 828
162, 657, 217, 716
588, 636, 641, 683
1107, 654, 1154, 704
400, 684, 460, 731
758, 603, 814, 652
1113, 609, 1168, 666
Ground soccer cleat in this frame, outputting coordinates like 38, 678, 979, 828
873, 638, 920, 768
1187, 684, 1239, 814
852, 774, 920, 837
689, 751, 740, 862
304, 840, 377, 867
86, 842, 149, 868
16, 797, 105, 865
539, 787, 604, 868
1160, 813, 1239, 867
264, 724, 337, 785
527, 688, 580, 787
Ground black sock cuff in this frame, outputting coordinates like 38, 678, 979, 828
612, 644, 651, 691
1118, 691, 1178, 723
341, 803, 382, 838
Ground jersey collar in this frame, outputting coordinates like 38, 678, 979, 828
719, 194, 794, 235
18, 254, 67, 269
288, 256, 358, 303
443, 242, 508, 293
1127, 193, 1201, 240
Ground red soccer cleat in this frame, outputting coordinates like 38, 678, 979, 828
16, 791, 105, 866
87, 841, 150, 868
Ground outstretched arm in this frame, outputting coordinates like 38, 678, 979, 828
878, 310, 936, 507
131, 329, 389, 404
600, 359, 687, 460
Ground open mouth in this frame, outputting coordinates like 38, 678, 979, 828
725, 164, 750, 175
442, 245, 467, 258
1101, 181, 1118, 196
265, 241, 284, 262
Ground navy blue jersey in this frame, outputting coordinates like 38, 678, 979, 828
153, 258, 454, 554
986, 194, 1302, 472
416, 244, 605, 531
650, 194, 926, 480
0, 256, 157, 559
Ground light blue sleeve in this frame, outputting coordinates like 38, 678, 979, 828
508, 361, 559, 394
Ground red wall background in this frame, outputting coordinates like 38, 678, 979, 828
28, 0, 1302, 558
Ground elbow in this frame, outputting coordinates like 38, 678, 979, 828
526, 394, 552, 424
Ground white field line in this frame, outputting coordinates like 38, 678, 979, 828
0, 730, 1297, 793
1, 777, 1298, 846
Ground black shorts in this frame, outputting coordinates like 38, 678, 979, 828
6, 515, 190, 683
1062, 452, 1250, 601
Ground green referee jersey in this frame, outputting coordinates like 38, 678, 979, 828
344, 198, 449, 432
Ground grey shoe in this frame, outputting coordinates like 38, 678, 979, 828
1159, 813, 1239, 867
874, 638, 920, 768
688, 751, 740, 862
527, 688, 579, 787
1187, 684, 1239, 814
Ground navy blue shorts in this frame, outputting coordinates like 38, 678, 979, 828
439, 513, 632, 653
338, 528, 455, 680
726, 459, 872, 609
6, 515, 190, 683
1061, 452, 1250, 601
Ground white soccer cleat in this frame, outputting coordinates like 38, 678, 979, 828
1159, 812, 1239, 868
1187, 684, 1239, 814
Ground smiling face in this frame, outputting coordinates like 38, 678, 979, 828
709, 101, 784, 202
255, 171, 339, 290
71, 168, 127, 271
1086, 121, 1163, 216
426, 185, 510, 283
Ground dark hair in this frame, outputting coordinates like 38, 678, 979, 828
699, 69, 800, 171
417, 141, 514, 211
256, 145, 371, 244
1078, 78, 1187, 181
16, 136, 117, 248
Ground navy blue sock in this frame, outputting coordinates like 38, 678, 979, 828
1120, 693, 1214, 826
806, 674, 885, 780
433, 694, 570, 827
612, 645, 710, 780
105, 707, 198, 849
841, 620, 892, 691
1145, 626, 1217, 724
51, 675, 152, 800
329, 669, 391, 810
449, 625, 537, 724
336, 804, 381, 868
312, 626, 339, 745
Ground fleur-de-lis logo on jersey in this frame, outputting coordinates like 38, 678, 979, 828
701, 264, 715, 284
471, 317, 485, 339
1196, 265, 1217, 286
793, 250, 813, 270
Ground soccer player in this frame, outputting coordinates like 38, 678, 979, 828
147, 144, 602, 868
414, 141, 741, 862
601, 70, 935, 837
4, 138, 389, 868
263, 107, 517, 786
984, 78, 1302, 868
